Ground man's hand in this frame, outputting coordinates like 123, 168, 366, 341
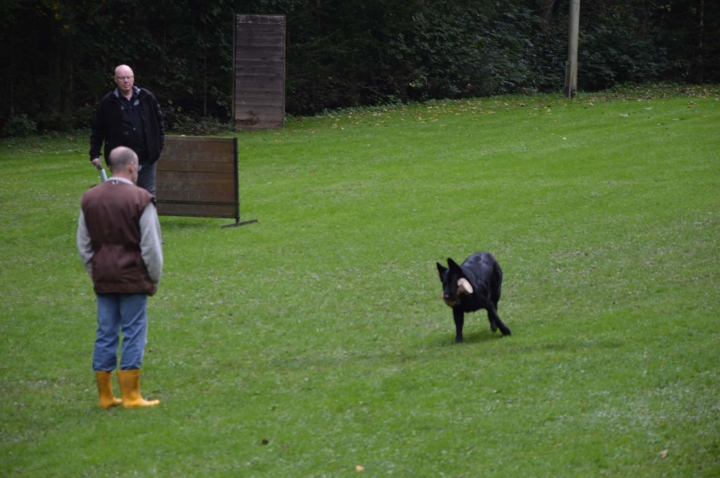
91, 158, 102, 170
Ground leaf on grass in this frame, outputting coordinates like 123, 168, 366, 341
659, 449, 669, 459
356, 465, 365, 472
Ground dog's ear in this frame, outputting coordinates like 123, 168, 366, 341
447, 258, 461, 271
436, 262, 447, 278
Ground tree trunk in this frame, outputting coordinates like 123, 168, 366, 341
40, 20, 74, 130
539, 0, 557, 23
697, 0, 704, 82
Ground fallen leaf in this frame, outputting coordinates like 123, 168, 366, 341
356, 465, 365, 472
659, 449, 669, 459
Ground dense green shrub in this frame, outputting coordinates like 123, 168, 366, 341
166, 112, 233, 136
1, 0, 717, 128
577, 3, 665, 90
2, 114, 37, 138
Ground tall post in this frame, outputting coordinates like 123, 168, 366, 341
564, 0, 580, 98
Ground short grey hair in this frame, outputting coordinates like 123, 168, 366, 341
108, 146, 138, 172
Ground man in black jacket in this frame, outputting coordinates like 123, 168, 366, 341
89, 65, 165, 197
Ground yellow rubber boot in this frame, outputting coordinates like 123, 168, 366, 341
117, 369, 160, 408
96, 371, 122, 409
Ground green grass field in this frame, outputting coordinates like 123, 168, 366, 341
1, 86, 719, 477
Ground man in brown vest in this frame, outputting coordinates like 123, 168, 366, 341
77, 146, 163, 409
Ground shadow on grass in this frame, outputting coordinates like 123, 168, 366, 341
432, 327, 625, 355
435, 329, 508, 347
159, 216, 238, 230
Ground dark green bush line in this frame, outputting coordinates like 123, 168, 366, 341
1, 0, 718, 135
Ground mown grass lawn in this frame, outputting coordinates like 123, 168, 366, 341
1, 86, 719, 477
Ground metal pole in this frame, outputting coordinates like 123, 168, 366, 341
222, 137, 258, 228
565, 0, 580, 98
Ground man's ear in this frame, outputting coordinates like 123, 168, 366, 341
127, 160, 140, 177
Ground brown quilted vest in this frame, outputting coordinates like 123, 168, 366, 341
81, 180, 155, 295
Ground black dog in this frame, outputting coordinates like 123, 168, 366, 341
436, 252, 511, 343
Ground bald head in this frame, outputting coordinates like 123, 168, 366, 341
114, 64, 135, 98
108, 147, 139, 183
115, 64, 134, 77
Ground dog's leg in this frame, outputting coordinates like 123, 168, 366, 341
452, 308, 465, 343
487, 304, 511, 336
488, 314, 498, 332
490, 272, 502, 333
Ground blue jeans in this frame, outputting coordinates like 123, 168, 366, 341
137, 162, 157, 198
93, 293, 149, 371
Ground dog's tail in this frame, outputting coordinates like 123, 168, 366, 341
491, 258, 503, 304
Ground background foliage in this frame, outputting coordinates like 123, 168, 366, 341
1, 0, 718, 133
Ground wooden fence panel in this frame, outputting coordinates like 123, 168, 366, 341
155, 136, 239, 221
233, 14, 286, 130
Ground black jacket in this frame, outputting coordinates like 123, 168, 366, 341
89, 87, 165, 166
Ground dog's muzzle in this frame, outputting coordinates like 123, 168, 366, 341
442, 278, 474, 307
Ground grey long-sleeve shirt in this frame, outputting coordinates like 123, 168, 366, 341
77, 178, 163, 287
